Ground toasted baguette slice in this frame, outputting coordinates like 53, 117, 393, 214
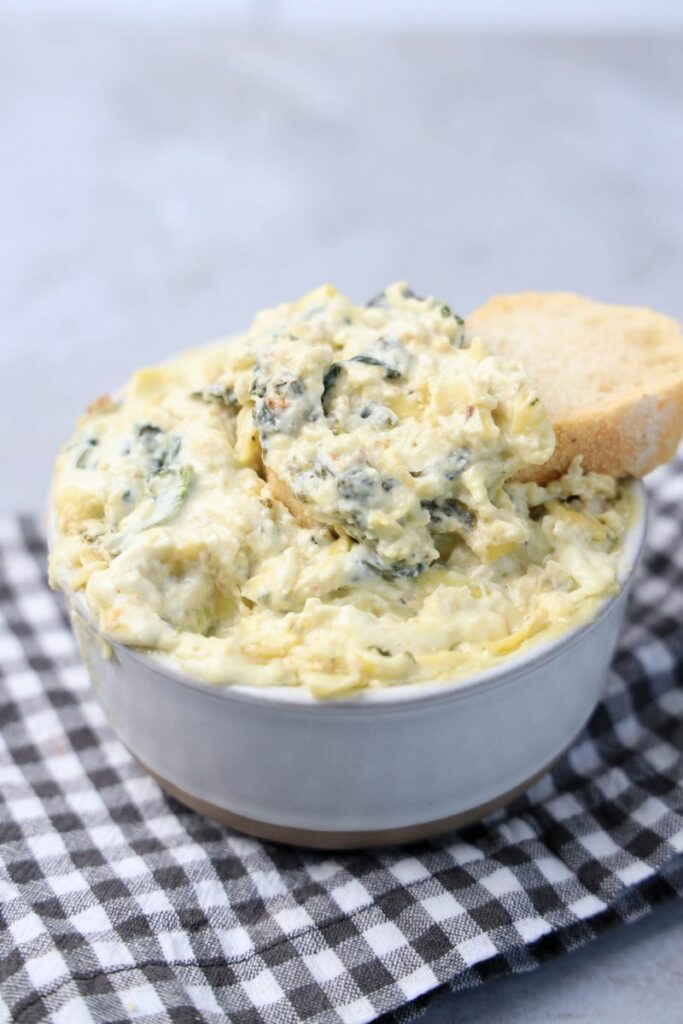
467, 292, 683, 482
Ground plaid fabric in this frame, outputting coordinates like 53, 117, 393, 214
1, 458, 683, 1024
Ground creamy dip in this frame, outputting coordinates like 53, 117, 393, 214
50, 284, 631, 697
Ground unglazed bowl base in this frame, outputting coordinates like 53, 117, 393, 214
137, 751, 564, 850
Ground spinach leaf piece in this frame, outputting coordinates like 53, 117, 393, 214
362, 558, 426, 581
349, 339, 409, 381
191, 384, 239, 408
146, 464, 194, 529
134, 423, 182, 477
443, 448, 471, 479
321, 363, 343, 413
421, 497, 475, 532
349, 354, 403, 380
337, 467, 377, 502
105, 464, 194, 556
74, 437, 99, 469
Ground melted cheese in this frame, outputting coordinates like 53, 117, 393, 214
49, 283, 631, 698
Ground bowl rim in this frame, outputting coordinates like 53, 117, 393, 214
65, 478, 648, 712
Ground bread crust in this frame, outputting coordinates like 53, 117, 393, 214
468, 292, 683, 481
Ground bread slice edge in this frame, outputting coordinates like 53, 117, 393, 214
516, 372, 683, 482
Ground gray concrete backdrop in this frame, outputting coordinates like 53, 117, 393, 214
3, 21, 683, 514
2, 14, 683, 1021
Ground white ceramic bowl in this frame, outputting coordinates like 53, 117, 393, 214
67, 481, 646, 849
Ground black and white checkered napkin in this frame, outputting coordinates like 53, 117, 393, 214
2, 459, 683, 1024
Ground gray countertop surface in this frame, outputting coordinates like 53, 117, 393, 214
2, 15, 683, 1022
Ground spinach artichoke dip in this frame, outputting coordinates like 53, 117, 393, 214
50, 284, 632, 698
